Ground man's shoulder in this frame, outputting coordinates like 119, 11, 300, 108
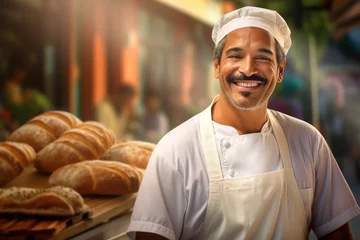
270, 110, 319, 137
151, 114, 205, 175
158, 114, 201, 150
270, 110, 327, 158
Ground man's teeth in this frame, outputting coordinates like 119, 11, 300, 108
235, 82, 260, 87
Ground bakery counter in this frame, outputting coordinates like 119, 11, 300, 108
0, 165, 136, 240
70, 211, 131, 240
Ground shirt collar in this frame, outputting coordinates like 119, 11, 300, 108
212, 114, 271, 136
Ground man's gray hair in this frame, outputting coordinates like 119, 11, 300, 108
213, 37, 286, 65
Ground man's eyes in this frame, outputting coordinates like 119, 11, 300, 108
229, 55, 242, 59
257, 56, 271, 61
228, 55, 271, 61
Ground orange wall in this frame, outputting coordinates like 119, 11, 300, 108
108, 0, 140, 91
93, 1, 107, 104
119, 1, 140, 90
121, 32, 140, 88
80, 0, 107, 121
66, 0, 77, 114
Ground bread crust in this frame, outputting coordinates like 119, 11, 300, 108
8, 111, 82, 152
49, 160, 143, 196
35, 122, 116, 173
100, 140, 155, 169
0, 142, 36, 186
0, 186, 86, 217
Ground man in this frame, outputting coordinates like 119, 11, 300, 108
142, 89, 169, 143
94, 84, 137, 140
1, 52, 33, 126
127, 6, 360, 240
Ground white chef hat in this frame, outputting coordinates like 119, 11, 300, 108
212, 6, 292, 55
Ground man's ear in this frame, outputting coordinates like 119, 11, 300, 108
277, 58, 287, 83
214, 58, 220, 79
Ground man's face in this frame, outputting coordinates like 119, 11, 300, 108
146, 96, 160, 112
214, 27, 286, 111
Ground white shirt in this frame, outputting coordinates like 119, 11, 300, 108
127, 110, 360, 239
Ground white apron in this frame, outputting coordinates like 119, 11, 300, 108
196, 99, 308, 240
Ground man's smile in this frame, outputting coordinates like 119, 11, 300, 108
232, 80, 264, 90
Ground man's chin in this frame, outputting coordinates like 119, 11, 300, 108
230, 98, 261, 112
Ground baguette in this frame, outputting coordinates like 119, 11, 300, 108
49, 160, 143, 196
0, 186, 86, 217
100, 140, 156, 169
0, 142, 36, 186
8, 111, 82, 152
35, 121, 116, 173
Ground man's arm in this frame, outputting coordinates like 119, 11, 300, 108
136, 232, 169, 240
319, 223, 353, 240
127, 146, 187, 239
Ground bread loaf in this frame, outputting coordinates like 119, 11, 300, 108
100, 140, 155, 169
0, 186, 86, 217
8, 111, 82, 152
0, 142, 36, 186
49, 160, 143, 196
35, 121, 116, 173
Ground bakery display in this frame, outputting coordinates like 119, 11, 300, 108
34, 121, 116, 173
100, 140, 155, 169
0, 142, 36, 186
0, 110, 149, 238
8, 111, 82, 152
49, 160, 144, 196
0, 186, 86, 217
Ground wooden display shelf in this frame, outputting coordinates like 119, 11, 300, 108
0, 165, 136, 240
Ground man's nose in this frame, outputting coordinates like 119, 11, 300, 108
239, 56, 257, 76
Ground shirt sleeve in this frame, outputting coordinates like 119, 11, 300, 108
311, 136, 360, 237
127, 146, 186, 240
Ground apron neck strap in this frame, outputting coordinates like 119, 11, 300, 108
267, 110, 293, 169
200, 96, 223, 180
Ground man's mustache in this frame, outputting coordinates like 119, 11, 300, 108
226, 74, 268, 84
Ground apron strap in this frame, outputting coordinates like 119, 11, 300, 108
199, 97, 223, 180
267, 110, 293, 169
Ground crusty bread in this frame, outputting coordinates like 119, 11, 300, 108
100, 140, 156, 169
34, 121, 116, 173
0, 186, 86, 217
0, 142, 36, 186
49, 160, 143, 196
8, 111, 82, 152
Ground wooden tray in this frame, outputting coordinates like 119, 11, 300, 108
0, 165, 137, 239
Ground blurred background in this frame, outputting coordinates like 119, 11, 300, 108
0, 0, 359, 236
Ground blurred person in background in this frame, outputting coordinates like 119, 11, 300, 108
128, 6, 359, 240
0, 52, 51, 135
141, 89, 169, 143
0, 52, 33, 129
165, 88, 197, 130
94, 83, 139, 140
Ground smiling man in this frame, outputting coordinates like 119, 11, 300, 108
127, 6, 360, 240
